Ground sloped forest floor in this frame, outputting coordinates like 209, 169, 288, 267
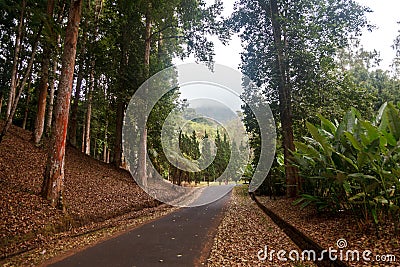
257, 196, 400, 267
0, 123, 176, 266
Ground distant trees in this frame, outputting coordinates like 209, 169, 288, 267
175, 128, 232, 185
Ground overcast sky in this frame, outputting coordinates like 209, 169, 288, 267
176, 0, 400, 71
176, 0, 400, 111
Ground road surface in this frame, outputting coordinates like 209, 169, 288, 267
48, 185, 234, 267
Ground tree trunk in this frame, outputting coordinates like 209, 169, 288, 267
46, 2, 65, 136
6, 0, 26, 118
82, 0, 101, 154
45, 53, 58, 136
81, 114, 86, 152
269, 0, 300, 198
0, 92, 4, 116
114, 100, 124, 167
113, 7, 129, 169
68, 14, 88, 147
33, 0, 55, 144
84, 69, 93, 155
103, 119, 108, 162
0, 26, 42, 143
41, 0, 83, 209
137, 4, 152, 188
22, 77, 32, 129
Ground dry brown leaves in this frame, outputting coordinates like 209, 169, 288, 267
206, 186, 316, 267
0, 123, 174, 265
258, 197, 400, 267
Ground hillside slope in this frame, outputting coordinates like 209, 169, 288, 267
0, 123, 158, 258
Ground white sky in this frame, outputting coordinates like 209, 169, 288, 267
175, 0, 400, 111
176, 0, 400, 71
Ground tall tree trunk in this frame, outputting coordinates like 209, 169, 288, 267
84, 68, 93, 155
269, 0, 300, 198
113, 21, 129, 168
68, 16, 88, 147
82, 0, 101, 155
41, 0, 83, 209
81, 111, 86, 152
33, 0, 55, 144
6, 0, 26, 118
22, 77, 32, 129
103, 119, 108, 162
137, 4, 152, 188
46, 1, 65, 136
0, 26, 42, 142
114, 100, 124, 167
0, 92, 4, 115
45, 53, 58, 136
69, 63, 85, 146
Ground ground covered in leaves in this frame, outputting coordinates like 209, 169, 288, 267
0, 123, 174, 265
258, 196, 400, 267
206, 186, 316, 267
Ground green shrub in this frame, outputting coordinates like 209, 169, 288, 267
293, 103, 400, 233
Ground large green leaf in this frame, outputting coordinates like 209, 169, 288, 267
385, 103, 400, 140
306, 122, 332, 156
294, 141, 321, 159
375, 102, 388, 126
344, 132, 362, 151
336, 108, 358, 141
335, 151, 358, 170
348, 173, 381, 183
359, 120, 380, 146
317, 114, 337, 135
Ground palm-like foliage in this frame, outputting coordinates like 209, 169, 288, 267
293, 103, 400, 232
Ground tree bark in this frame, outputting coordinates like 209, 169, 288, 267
114, 99, 124, 167
45, 53, 58, 136
103, 119, 108, 162
82, 0, 101, 155
22, 77, 32, 129
68, 13, 88, 147
6, 0, 26, 118
137, 4, 152, 188
113, 15, 129, 168
0, 91, 4, 115
46, 1, 65, 136
269, 0, 300, 198
33, 0, 55, 144
84, 68, 93, 155
41, 0, 83, 209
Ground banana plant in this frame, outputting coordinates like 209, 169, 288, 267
293, 103, 400, 233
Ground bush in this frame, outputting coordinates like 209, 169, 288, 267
293, 103, 400, 233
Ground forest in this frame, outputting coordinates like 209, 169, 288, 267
1, 0, 400, 266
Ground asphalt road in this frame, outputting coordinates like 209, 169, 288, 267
48, 185, 234, 267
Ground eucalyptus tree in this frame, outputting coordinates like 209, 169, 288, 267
33, 0, 55, 144
229, 0, 370, 197
42, 0, 83, 209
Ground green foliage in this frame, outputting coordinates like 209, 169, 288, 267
293, 103, 400, 231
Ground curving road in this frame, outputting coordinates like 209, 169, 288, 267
47, 185, 234, 267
